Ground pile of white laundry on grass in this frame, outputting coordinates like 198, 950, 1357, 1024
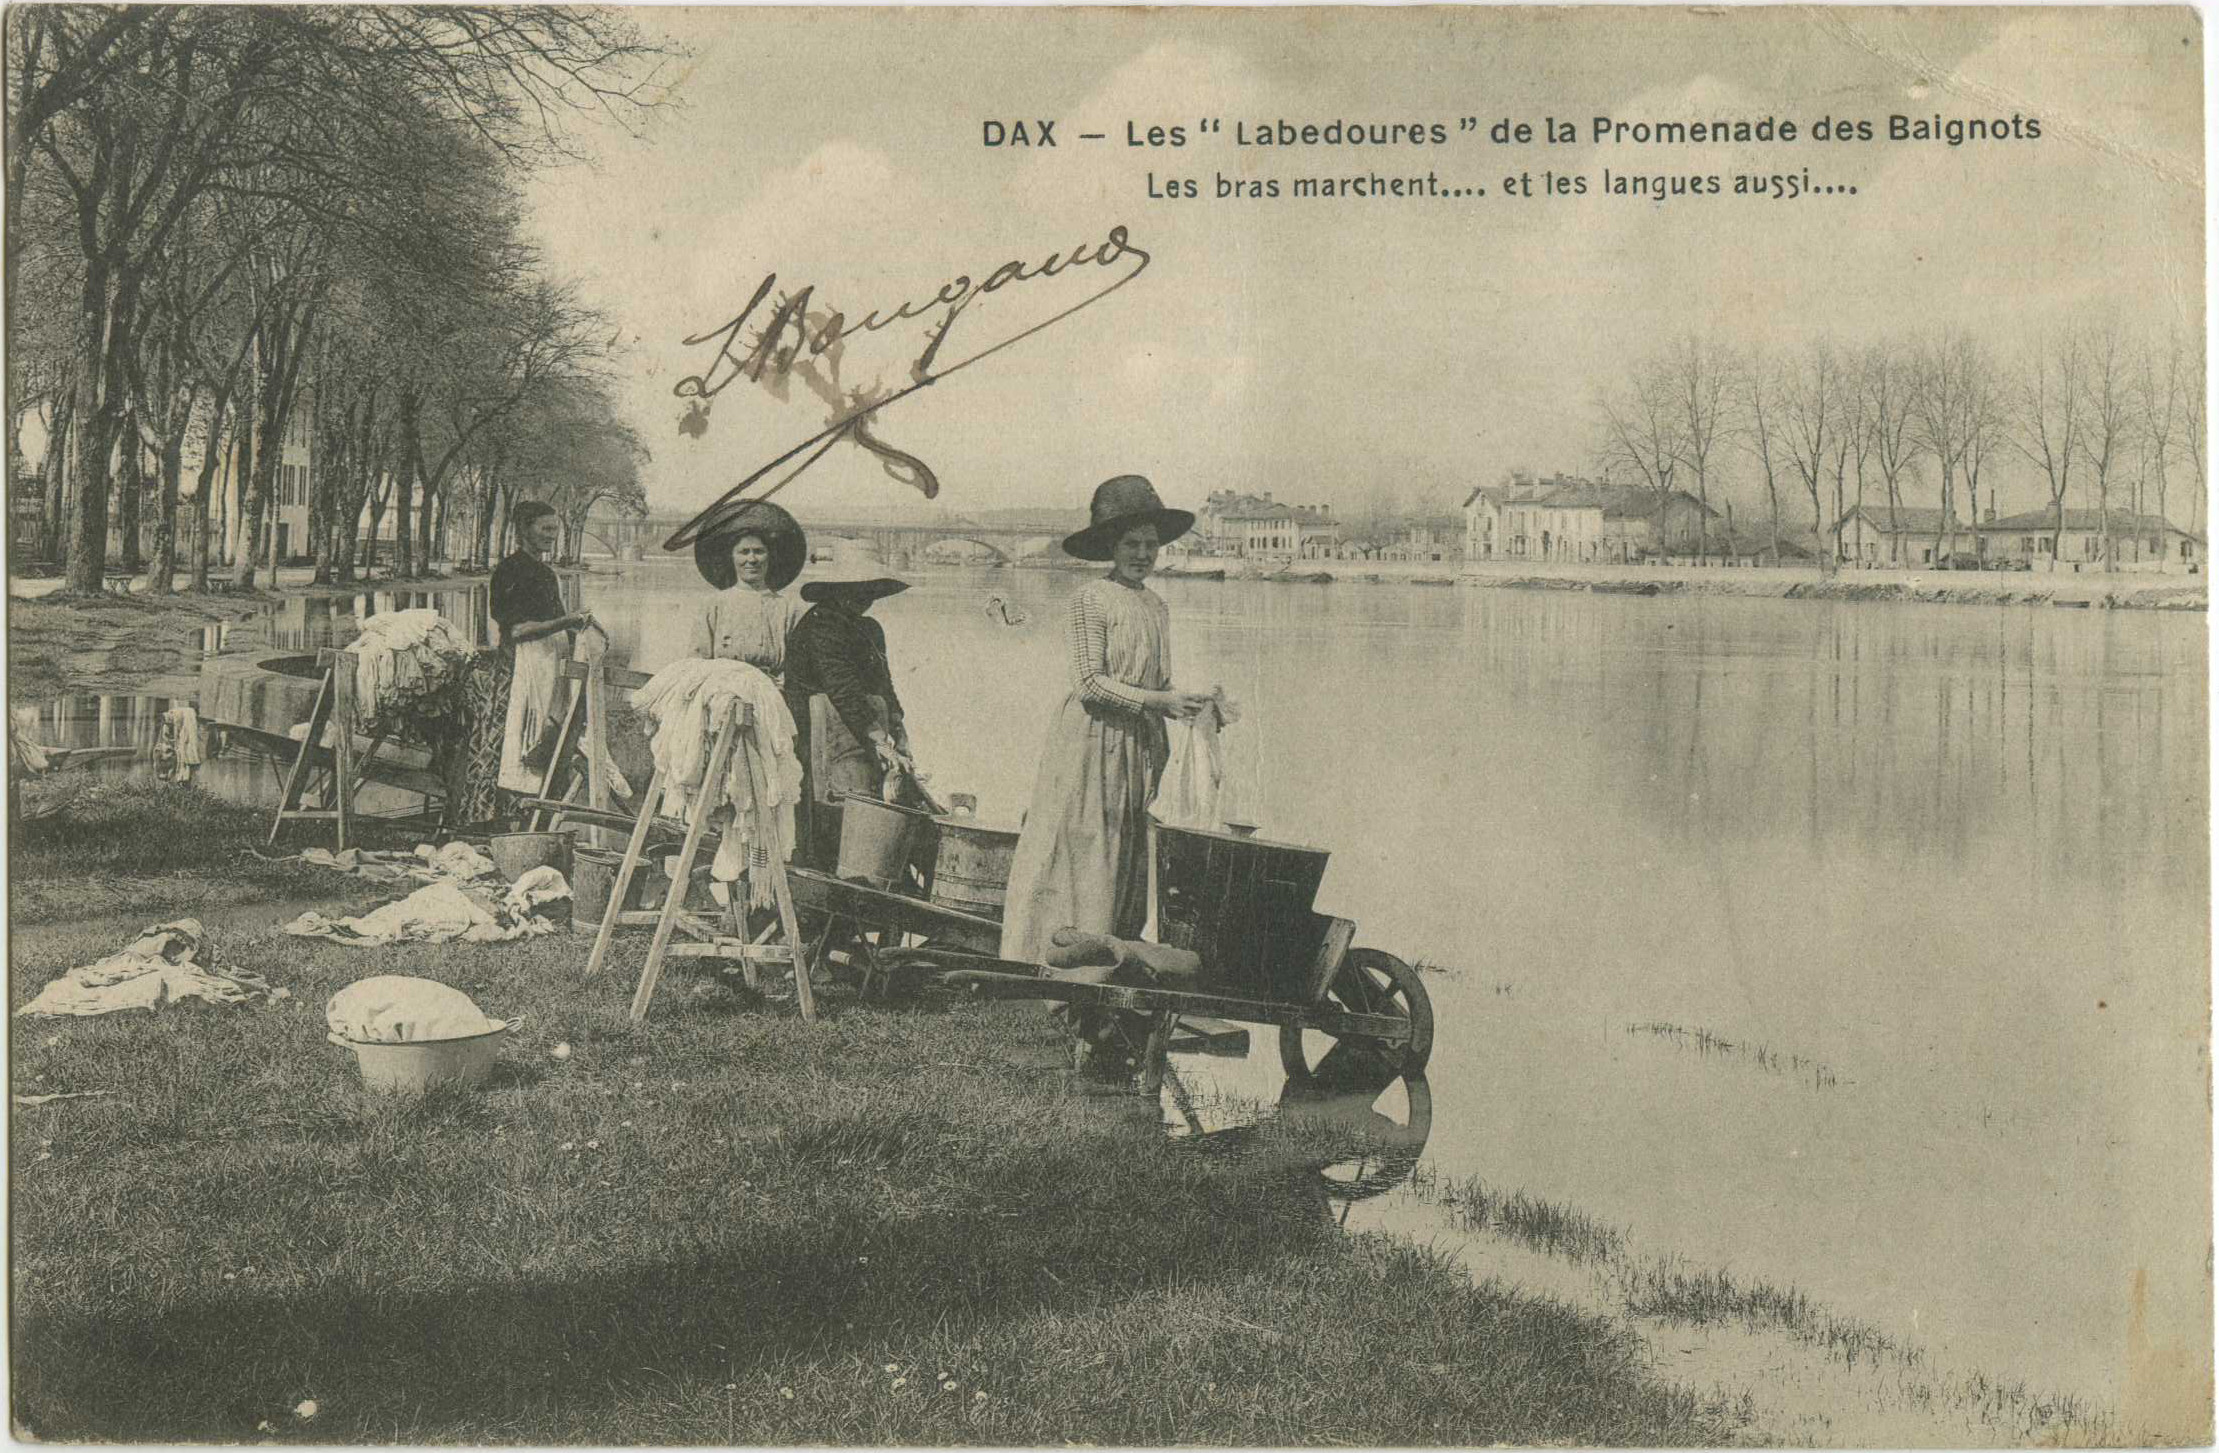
285, 865, 569, 948
271, 840, 499, 886
16, 920, 290, 1019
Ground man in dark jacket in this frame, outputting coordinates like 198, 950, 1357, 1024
782, 549, 914, 870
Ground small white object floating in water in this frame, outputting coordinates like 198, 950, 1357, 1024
984, 595, 1030, 627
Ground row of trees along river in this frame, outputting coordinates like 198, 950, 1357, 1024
1591, 326, 2207, 573
7, 6, 679, 595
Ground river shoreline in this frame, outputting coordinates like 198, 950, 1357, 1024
1127, 556, 2206, 610
6, 781, 2149, 1445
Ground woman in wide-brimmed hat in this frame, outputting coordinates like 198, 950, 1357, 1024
999, 476, 1219, 968
782, 542, 918, 869
688, 499, 807, 682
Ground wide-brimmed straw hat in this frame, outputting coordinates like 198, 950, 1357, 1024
1062, 475, 1194, 561
800, 540, 911, 603
694, 499, 807, 592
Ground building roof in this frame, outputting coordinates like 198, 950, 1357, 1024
1466, 477, 1718, 520
1983, 507, 2200, 539
1835, 505, 1964, 535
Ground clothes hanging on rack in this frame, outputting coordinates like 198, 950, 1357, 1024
632, 658, 803, 904
348, 609, 476, 736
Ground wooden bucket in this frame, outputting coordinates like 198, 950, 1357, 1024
930, 819, 1021, 921
1152, 823, 1332, 1001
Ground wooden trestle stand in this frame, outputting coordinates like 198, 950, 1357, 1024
268, 648, 388, 852
575, 696, 814, 1024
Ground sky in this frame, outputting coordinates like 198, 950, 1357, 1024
522, 7, 2206, 528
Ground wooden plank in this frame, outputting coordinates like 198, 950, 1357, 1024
267, 666, 335, 848
738, 721, 814, 1022
1164, 1017, 1251, 1058
629, 709, 740, 1022
331, 652, 356, 852
585, 762, 666, 979
581, 660, 613, 849
528, 670, 590, 833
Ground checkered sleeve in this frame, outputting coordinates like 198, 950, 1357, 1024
1068, 588, 1152, 714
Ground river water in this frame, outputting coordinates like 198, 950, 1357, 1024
39, 559, 2210, 1420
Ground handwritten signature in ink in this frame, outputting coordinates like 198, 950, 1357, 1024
664, 223, 1151, 546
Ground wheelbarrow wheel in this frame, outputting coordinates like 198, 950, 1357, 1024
1279, 948, 1434, 1082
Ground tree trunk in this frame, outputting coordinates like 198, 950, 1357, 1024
41, 385, 73, 565
413, 469, 437, 577
187, 405, 223, 594
146, 429, 184, 596
115, 429, 146, 577
393, 394, 418, 578
232, 406, 263, 590
475, 472, 501, 569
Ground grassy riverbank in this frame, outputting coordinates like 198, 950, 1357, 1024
10, 782, 1744, 1445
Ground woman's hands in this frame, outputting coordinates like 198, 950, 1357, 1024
1159, 689, 1219, 720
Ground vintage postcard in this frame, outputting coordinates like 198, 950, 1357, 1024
5, 4, 2210, 1445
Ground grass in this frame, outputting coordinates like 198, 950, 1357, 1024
7, 781, 394, 925
1408, 1166, 2131, 1444
9, 783, 1745, 1445
1625, 1019, 1845, 1091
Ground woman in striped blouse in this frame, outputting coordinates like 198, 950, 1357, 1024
999, 477, 1218, 966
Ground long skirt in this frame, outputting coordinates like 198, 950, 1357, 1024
443, 650, 513, 830
997, 696, 1167, 966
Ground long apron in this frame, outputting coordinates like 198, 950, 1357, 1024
497, 634, 565, 793
998, 580, 1171, 965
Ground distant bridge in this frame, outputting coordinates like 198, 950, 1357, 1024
584, 513, 1069, 567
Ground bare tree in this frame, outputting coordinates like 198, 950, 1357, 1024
1958, 345, 2007, 562
1780, 338, 1844, 577
2012, 328, 2086, 569
1862, 343, 1924, 566
2076, 319, 2135, 573
2136, 329, 2186, 569
1661, 335, 1731, 564
1910, 331, 1981, 564
1734, 350, 1788, 566
1596, 358, 1682, 560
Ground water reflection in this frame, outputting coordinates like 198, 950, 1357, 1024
18, 690, 421, 816
254, 587, 489, 652
1165, 1060, 1434, 1213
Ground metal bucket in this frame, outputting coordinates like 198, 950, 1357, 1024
488, 831, 573, 883
343, 1020, 517, 1095
836, 797, 936, 892
930, 819, 1021, 920
569, 848, 625, 932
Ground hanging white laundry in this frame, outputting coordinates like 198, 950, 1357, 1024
1151, 692, 1241, 832
631, 658, 803, 899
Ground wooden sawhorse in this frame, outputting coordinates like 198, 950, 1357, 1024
580, 698, 816, 1023
267, 647, 390, 852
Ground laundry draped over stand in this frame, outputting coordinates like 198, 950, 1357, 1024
631, 658, 803, 910
346, 610, 478, 735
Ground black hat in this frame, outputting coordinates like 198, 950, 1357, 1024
694, 499, 807, 592
1061, 475, 1195, 562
